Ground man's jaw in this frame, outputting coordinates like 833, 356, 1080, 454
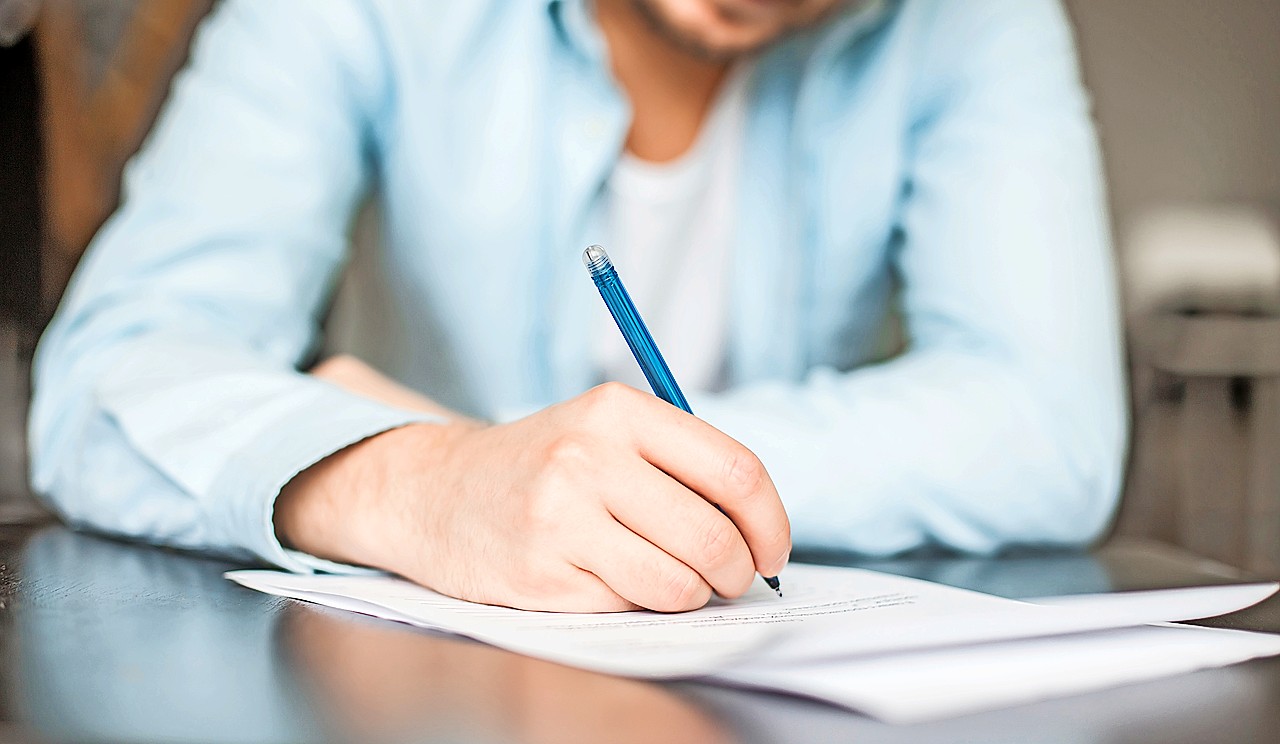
627, 0, 846, 62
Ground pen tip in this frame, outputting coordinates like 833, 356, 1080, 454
764, 575, 781, 597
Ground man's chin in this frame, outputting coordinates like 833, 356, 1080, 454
630, 0, 786, 61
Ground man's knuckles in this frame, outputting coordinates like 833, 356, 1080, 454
690, 513, 743, 568
541, 432, 594, 470
652, 565, 712, 612
719, 448, 768, 503
577, 381, 640, 418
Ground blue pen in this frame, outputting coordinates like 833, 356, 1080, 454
582, 244, 782, 597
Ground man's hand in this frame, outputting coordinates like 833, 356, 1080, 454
277, 359, 790, 612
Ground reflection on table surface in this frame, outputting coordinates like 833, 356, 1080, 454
2, 524, 1278, 744
285, 605, 732, 744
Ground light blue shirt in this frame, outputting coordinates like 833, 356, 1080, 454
30, 0, 1127, 572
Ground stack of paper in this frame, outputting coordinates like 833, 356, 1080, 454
227, 564, 1280, 722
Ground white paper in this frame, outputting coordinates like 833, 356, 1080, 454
749, 578, 1279, 665
229, 564, 1064, 677
1033, 582, 1276, 622
230, 570, 767, 677
722, 622, 1280, 723
226, 564, 1280, 722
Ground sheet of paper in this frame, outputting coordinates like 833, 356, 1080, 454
228, 564, 1083, 677
227, 565, 1276, 679
229, 570, 768, 677
1033, 582, 1277, 621
721, 622, 1280, 723
750, 578, 1278, 665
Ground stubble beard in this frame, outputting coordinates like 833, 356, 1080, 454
628, 0, 770, 62
626, 0, 846, 62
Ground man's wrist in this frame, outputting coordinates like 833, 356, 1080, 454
273, 420, 478, 571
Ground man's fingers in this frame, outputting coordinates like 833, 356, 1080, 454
572, 518, 713, 613
602, 462, 756, 598
521, 568, 641, 614
584, 384, 790, 577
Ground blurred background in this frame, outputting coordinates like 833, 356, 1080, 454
1, 1, 1277, 573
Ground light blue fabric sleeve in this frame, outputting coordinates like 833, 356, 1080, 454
27, 1, 434, 571
695, 0, 1127, 556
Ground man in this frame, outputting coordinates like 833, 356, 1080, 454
30, 0, 1126, 613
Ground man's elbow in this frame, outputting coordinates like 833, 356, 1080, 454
1018, 420, 1128, 550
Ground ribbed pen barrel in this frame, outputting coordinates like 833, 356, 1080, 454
581, 245, 692, 413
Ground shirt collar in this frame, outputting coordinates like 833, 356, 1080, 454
818, 0, 891, 61
545, 0, 606, 63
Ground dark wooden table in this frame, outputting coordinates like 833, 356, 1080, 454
2, 521, 1278, 743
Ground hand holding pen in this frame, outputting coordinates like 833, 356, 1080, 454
278, 309, 790, 614
275, 247, 790, 614
584, 245, 785, 597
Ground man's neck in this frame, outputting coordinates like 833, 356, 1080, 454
594, 0, 730, 163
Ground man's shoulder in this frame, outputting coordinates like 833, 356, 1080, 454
891, 0, 1073, 52
360, 0, 548, 50
805, 0, 1069, 70
896, 0, 1067, 26
860, 0, 1076, 94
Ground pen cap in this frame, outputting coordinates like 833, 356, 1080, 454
582, 244, 613, 278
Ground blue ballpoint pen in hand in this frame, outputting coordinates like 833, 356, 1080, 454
582, 244, 783, 597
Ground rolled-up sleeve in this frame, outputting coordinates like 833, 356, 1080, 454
28, 1, 432, 570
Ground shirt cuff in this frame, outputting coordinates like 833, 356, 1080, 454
205, 381, 439, 573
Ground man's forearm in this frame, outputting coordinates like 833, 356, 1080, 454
309, 354, 482, 424
273, 419, 475, 569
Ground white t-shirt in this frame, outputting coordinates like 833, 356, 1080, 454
595, 66, 750, 395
